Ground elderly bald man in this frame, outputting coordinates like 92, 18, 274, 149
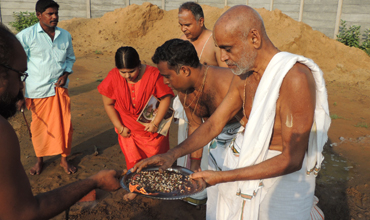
134, 5, 330, 220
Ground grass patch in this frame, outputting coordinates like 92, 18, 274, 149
330, 114, 343, 119
94, 50, 102, 55
354, 122, 368, 128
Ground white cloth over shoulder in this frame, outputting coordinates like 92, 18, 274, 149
217, 52, 331, 220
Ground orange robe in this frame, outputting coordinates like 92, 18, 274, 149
25, 87, 73, 157
98, 65, 174, 169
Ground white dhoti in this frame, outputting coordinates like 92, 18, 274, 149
206, 122, 242, 220
216, 52, 330, 220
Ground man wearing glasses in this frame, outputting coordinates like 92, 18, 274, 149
0, 24, 124, 219
16, 0, 76, 175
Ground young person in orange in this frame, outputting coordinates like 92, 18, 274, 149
98, 46, 174, 171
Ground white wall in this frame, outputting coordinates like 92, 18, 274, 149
1, 0, 370, 39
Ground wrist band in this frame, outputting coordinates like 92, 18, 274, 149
190, 157, 202, 161
152, 123, 158, 128
119, 126, 124, 134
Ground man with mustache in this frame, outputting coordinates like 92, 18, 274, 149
135, 5, 330, 220
176, 2, 229, 206
177, 2, 229, 172
0, 23, 123, 220
152, 38, 242, 207
16, 0, 76, 175
178, 2, 226, 67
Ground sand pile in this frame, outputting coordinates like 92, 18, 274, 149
59, 3, 370, 89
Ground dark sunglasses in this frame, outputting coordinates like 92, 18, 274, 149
0, 63, 28, 82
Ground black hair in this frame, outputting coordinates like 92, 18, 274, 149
36, 0, 59, 13
152, 39, 200, 73
179, 2, 204, 21
0, 24, 16, 68
115, 46, 141, 69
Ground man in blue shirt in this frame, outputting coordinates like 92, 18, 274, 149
17, 0, 76, 175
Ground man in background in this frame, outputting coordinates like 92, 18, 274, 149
17, 0, 76, 175
175, 2, 229, 206
0, 23, 123, 220
178, 1, 226, 67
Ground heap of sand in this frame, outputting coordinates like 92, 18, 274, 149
59, 3, 370, 90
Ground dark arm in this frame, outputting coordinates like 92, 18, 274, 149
0, 117, 122, 220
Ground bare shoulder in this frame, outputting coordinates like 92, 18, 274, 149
0, 116, 36, 219
281, 62, 315, 94
209, 66, 234, 83
0, 117, 20, 158
278, 62, 316, 116
180, 34, 187, 40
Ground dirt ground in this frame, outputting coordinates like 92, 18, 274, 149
8, 3, 370, 220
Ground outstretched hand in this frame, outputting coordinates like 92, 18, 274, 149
89, 169, 126, 191
132, 152, 176, 173
190, 170, 221, 187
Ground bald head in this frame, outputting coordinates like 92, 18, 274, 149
213, 5, 277, 75
215, 5, 267, 42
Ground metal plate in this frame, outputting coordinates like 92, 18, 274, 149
120, 166, 206, 200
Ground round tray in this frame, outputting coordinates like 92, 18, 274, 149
120, 166, 206, 200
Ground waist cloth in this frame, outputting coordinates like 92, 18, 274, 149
25, 87, 73, 157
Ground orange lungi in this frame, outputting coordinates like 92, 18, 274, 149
25, 87, 73, 157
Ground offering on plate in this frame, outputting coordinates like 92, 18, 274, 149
127, 170, 193, 196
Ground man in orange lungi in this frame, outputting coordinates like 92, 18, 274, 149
16, 0, 76, 175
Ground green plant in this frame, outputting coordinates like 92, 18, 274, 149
337, 20, 360, 48
333, 102, 337, 106
337, 20, 370, 56
94, 50, 102, 55
360, 28, 370, 56
9, 11, 38, 32
354, 122, 368, 128
330, 114, 343, 119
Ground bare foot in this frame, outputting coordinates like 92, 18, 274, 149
123, 192, 137, 201
30, 159, 43, 175
60, 157, 77, 174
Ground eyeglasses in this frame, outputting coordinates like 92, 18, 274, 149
0, 63, 28, 82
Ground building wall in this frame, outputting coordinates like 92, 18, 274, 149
1, 0, 369, 38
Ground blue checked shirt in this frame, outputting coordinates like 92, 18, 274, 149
16, 22, 76, 98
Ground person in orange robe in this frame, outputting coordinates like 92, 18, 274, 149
98, 46, 174, 171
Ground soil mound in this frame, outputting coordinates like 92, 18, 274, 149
59, 3, 370, 89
